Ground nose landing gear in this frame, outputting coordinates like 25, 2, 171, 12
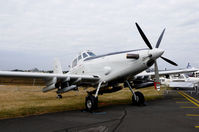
132, 91, 145, 105
125, 80, 145, 105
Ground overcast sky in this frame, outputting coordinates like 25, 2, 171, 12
0, 0, 198, 71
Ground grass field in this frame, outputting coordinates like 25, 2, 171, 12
0, 85, 165, 119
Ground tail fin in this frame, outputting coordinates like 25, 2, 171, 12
53, 58, 63, 74
187, 62, 192, 69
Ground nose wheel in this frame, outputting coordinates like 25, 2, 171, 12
85, 94, 98, 112
132, 91, 145, 105
125, 80, 145, 105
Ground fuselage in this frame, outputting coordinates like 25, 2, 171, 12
68, 48, 164, 86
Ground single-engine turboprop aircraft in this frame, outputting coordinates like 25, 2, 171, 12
0, 23, 178, 111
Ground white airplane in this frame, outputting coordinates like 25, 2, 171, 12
135, 68, 197, 89
160, 73, 199, 89
0, 23, 180, 111
158, 63, 199, 88
186, 63, 199, 78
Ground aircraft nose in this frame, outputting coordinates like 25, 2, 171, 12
150, 48, 164, 59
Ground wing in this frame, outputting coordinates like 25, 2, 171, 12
0, 71, 100, 92
136, 68, 198, 77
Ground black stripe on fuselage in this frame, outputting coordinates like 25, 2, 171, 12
84, 48, 148, 61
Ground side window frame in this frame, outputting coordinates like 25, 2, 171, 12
83, 53, 88, 58
72, 58, 77, 68
78, 55, 82, 61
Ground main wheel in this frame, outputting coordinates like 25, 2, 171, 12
85, 95, 98, 112
57, 94, 62, 99
132, 91, 145, 105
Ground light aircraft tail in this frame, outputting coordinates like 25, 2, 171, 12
186, 62, 192, 69
53, 58, 63, 74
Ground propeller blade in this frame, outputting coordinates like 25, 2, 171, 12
135, 23, 153, 49
161, 56, 178, 66
154, 61, 160, 91
154, 61, 160, 82
155, 28, 165, 48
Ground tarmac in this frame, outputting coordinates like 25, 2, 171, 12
0, 90, 199, 132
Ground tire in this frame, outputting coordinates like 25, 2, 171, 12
85, 95, 98, 112
57, 94, 62, 99
132, 91, 145, 105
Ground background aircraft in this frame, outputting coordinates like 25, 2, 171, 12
132, 68, 197, 89
158, 63, 199, 89
0, 23, 180, 111
160, 73, 199, 89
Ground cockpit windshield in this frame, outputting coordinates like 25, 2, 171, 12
71, 51, 96, 68
83, 53, 88, 58
87, 52, 96, 57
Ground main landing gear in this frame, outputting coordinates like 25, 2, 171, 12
85, 93, 98, 111
85, 82, 102, 112
125, 81, 145, 105
57, 94, 62, 99
85, 81, 145, 112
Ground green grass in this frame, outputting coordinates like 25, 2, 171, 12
0, 85, 165, 119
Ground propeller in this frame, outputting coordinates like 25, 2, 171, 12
135, 22, 178, 90
154, 61, 160, 91
155, 29, 165, 48
160, 56, 177, 66
135, 23, 152, 49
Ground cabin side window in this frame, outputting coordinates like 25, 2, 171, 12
78, 55, 82, 61
83, 53, 88, 58
72, 58, 77, 68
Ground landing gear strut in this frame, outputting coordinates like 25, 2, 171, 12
125, 80, 145, 105
56, 85, 63, 99
85, 82, 102, 112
